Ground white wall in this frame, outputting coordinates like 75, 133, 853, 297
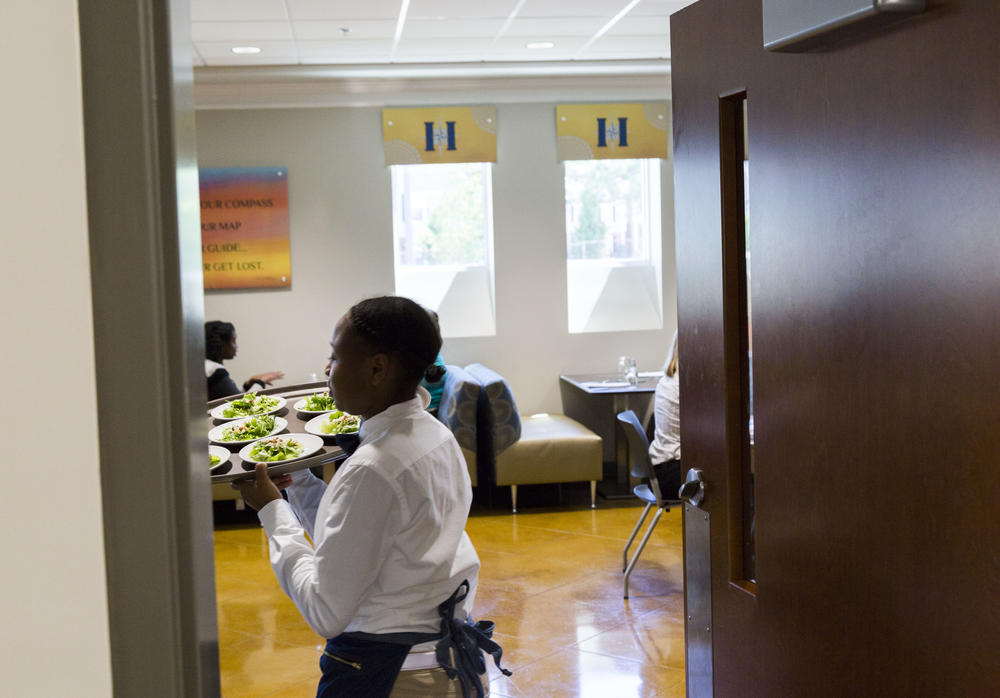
0, 2, 112, 695
198, 102, 676, 413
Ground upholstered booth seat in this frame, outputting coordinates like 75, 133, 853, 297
464, 363, 602, 513
494, 413, 603, 513
435, 364, 482, 487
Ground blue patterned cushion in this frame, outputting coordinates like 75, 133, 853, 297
465, 363, 522, 455
436, 365, 480, 452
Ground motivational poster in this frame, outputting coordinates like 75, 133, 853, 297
199, 167, 290, 289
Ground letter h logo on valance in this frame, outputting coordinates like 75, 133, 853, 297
557, 103, 669, 161
383, 107, 497, 165
425, 121, 457, 152
597, 117, 628, 150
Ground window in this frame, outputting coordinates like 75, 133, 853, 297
391, 162, 495, 337
564, 158, 663, 333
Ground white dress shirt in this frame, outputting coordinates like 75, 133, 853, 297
257, 396, 481, 641
648, 372, 681, 464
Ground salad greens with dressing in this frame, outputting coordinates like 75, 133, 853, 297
321, 410, 361, 435
209, 454, 221, 467
301, 392, 337, 411
220, 415, 276, 442
222, 392, 281, 418
249, 436, 304, 462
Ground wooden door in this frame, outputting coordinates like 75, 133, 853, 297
671, 0, 1000, 694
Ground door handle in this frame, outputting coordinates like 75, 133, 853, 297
678, 468, 706, 507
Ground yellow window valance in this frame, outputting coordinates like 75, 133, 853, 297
382, 106, 497, 165
556, 102, 669, 161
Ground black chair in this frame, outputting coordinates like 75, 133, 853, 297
617, 409, 680, 599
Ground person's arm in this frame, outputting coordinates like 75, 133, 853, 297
242, 370, 285, 392
283, 468, 327, 539
257, 462, 401, 639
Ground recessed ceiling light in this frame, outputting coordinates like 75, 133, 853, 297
231, 46, 262, 55
527, 41, 555, 49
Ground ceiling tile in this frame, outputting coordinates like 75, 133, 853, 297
393, 37, 492, 56
190, 0, 288, 22
518, 0, 628, 18
502, 17, 606, 37
578, 35, 669, 58
191, 21, 293, 42
190, 0, 685, 68
403, 17, 506, 38
607, 15, 670, 35
488, 35, 588, 55
631, 0, 697, 17
296, 39, 393, 59
406, 0, 511, 20
293, 19, 397, 40
195, 39, 298, 58
286, 0, 402, 21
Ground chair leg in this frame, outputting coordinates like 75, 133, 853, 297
624, 507, 664, 599
510, 485, 517, 514
590, 481, 597, 509
622, 502, 653, 572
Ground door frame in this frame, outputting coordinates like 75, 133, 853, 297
78, 0, 218, 694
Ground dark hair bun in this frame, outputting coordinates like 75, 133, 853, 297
348, 297, 442, 384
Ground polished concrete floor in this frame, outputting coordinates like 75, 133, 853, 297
214, 498, 685, 697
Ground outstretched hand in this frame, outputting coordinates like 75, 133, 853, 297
252, 371, 285, 385
236, 463, 285, 510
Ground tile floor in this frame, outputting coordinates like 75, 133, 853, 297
215, 500, 686, 697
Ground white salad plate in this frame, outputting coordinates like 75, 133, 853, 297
238, 433, 324, 465
293, 394, 338, 415
208, 445, 232, 475
304, 412, 360, 438
210, 395, 287, 421
208, 415, 287, 445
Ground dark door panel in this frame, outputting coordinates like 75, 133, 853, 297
672, 0, 1000, 694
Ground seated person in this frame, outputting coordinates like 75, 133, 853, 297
238, 296, 502, 697
420, 311, 447, 414
422, 354, 447, 414
648, 331, 681, 500
204, 320, 284, 401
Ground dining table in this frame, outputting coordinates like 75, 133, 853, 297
559, 371, 662, 498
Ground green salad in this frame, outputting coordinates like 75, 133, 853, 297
209, 454, 222, 467
249, 436, 304, 462
222, 392, 281, 418
321, 410, 361, 435
220, 415, 276, 442
301, 392, 337, 411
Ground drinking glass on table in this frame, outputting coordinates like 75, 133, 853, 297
618, 356, 638, 385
